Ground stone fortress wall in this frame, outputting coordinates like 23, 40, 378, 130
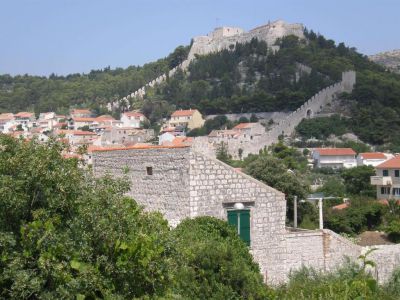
93, 146, 400, 284
192, 70, 356, 159
108, 20, 304, 111
244, 70, 356, 156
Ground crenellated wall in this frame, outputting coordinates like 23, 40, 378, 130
196, 70, 356, 159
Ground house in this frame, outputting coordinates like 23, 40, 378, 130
70, 109, 93, 118
370, 155, 400, 199
159, 135, 193, 146
92, 145, 287, 283
312, 148, 357, 169
232, 122, 265, 140
100, 127, 154, 145
69, 117, 96, 130
56, 130, 98, 148
121, 111, 147, 128
0, 113, 15, 133
167, 109, 205, 130
38, 112, 57, 131
357, 152, 393, 167
14, 112, 35, 130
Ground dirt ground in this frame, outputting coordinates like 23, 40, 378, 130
357, 231, 394, 246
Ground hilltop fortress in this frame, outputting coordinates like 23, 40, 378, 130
111, 20, 305, 106
188, 20, 304, 60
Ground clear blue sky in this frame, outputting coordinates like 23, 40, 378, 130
1, 0, 399, 76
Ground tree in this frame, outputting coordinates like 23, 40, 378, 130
244, 154, 309, 221
216, 142, 232, 164
341, 166, 375, 197
170, 217, 270, 299
0, 135, 173, 298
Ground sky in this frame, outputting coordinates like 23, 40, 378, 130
1, 0, 399, 76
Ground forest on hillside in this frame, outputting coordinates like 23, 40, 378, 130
0, 46, 189, 115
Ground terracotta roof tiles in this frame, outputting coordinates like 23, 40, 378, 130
315, 148, 356, 156
360, 152, 387, 159
376, 156, 400, 169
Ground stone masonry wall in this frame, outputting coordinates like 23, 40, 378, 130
92, 146, 400, 284
189, 151, 287, 283
92, 147, 191, 227
368, 244, 400, 284
286, 230, 325, 272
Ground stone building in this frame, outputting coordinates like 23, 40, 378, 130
93, 145, 400, 284
93, 145, 287, 283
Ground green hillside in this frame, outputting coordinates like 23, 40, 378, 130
0, 46, 189, 115
1, 28, 400, 149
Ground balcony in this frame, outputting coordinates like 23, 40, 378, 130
370, 176, 392, 186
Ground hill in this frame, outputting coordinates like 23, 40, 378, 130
370, 49, 400, 74
1, 22, 400, 150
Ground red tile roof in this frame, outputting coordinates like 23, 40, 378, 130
57, 130, 97, 136
171, 109, 198, 117
72, 117, 96, 122
376, 156, 400, 169
315, 148, 356, 156
92, 144, 190, 152
332, 203, 349, 210
360, 152, 386, 159
233, 123, 257, 129
15, 112, 34, 118
71, 109, 91, 114
123, 111, 145, 118
95, 115, 115, 121
0, 113, 14, 120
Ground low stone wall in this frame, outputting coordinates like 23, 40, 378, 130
285, 228, 400, 284
368, 244, 400, 284
286, 230, 325, 273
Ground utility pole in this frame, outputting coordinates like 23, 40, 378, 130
293, 196, 298, 228
318, 197, 323, 230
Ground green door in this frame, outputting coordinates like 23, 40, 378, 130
227, 210, 250, 246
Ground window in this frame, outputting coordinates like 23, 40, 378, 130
381, 187, 390, 194
393, 188, 400, 196
383, 170, 389, 176
395, 170, 400, 177
146, 167, 153, 175
227, 210, 250, 246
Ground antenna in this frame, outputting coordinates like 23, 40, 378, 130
216, 17, 220, 28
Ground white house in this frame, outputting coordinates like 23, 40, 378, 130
121, 112, 147, 128
371, 155, 400, 199
312, 148, 357, 169
357, 152, 394, 167
158, 132, 176, 145
14, 112, 35, 130
0, 113, 15, 133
